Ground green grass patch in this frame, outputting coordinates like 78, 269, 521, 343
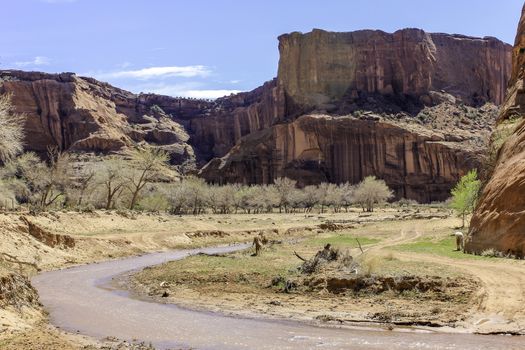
305, 234, 380, 248
393, 236, 488, 260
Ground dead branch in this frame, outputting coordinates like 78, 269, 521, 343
293, 251, 307, 262
355, 238, 364, 254
0, 252, 40, 271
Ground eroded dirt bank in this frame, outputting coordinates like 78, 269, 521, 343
33, 244, 525, 350
0, 210, 354, 349
130, 217, 525, 336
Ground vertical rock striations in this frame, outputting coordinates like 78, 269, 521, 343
0, 27, 513, 204
467, 5, 525, 256
278, 29, 511, 111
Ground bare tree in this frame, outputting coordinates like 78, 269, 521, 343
18, 147, 72, 209
0, 94, 25, 162
69, 164, 95, 207
302, 185, 319, 213
353, 176, 393, 212
95, 156, 127, 210
274, 177, 297, 213
124, 147, 169, 210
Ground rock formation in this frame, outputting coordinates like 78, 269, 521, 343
0, 71, 285, 166
201, 29, 511, 202
278, 29, 511, 112
467, 5, 525, 256
0, 27, 513, 203
0, 71, 198, 164
200, 108, 494, 203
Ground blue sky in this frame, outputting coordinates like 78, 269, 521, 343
1, 0, 523, 98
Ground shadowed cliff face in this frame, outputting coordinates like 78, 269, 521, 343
278, 29, 511, 112
200, 114, 485, 203
468, 5, 525, 256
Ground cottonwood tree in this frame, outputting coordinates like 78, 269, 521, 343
340, 182, 355, 212
18, 147, 72, 209
95, 156, 128, 210
274, 177, 297, 213
69, 164, 96, 207
214, 184, 236, 214
302, 185, 319, 213
450, 170, 481, 228
353, 176, 393, 212
124, 147, 169, 210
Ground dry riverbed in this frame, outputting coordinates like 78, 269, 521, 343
2, 207, 524, 349
130, 218, 481, 330
2, 208, 418, 349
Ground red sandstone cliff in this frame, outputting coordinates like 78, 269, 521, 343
200, 29, 510, 202
467, 5, 525, 256
278, 29, 511, 112
200, 108, 494, 203
0, 27, 513, 203
0, 71, 283, 165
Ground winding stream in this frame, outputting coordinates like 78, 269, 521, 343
32, 245, 524, 349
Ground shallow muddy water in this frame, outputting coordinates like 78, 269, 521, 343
32, 245, 524, 349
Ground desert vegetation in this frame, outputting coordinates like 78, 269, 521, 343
449, 170, 481, 228
0, 96, 398, 214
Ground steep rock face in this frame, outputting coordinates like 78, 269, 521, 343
188, 79, 286, 161
0, 71, 197, 164
200, 114, 482, 202
0, 70, 285, 165
278, 29, 511, 111
467, 5, 525, 256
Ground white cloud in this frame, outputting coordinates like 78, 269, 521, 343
146, 84, 241, 99
95, 66, 211, 80
183, 90, 242, 99
15, 56, 50, 67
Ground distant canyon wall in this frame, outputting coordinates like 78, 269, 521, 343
278, 28, 511, 111
0, 27, 513, 203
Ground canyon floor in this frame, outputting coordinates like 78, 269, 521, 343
0, 208, 524, 349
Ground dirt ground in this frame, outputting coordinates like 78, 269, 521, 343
1, 208, 417, 349
2, 206, 524, 349
130, 216, 525, 335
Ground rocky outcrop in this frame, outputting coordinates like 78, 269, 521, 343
200, 113, 486, 202
278, 29, 511, 111
0, 71, 285, 166
0, 70, 199, 164
188, 79, 286, 160
467, 5, 525, 256
0, 27, 513, 203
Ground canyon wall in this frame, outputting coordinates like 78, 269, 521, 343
278, 29, 511, 111
200, 114, 483, 203
0, 71, 284, 165
0, 27, 513, 203
201, 29, 511, 202
467, 5, 525, 256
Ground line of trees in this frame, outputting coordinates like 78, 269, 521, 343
0, 94, 395, 214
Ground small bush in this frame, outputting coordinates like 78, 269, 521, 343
361, 255, 382, 276
480, 248, 503, 258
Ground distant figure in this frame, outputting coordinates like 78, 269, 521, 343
252, 236, 262, 256
454, 231, 464, 251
